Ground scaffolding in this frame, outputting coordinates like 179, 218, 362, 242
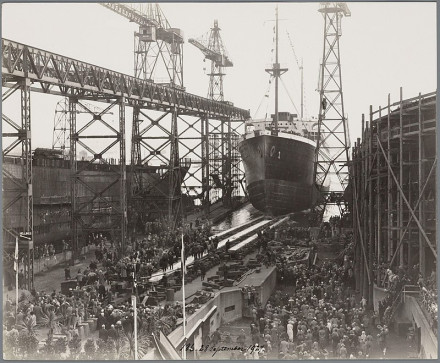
206, 119, 245, 210
2, 38, 249, 280
351, 89, 436, 308
2, 79, 34, 289
208, 132, 222, 203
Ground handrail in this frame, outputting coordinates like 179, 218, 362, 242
383, 285, 405, 325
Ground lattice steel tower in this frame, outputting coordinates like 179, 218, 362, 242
102, 3, 184, 88
52, 99, 109, 155
189, 21, 241, 208
189, 20, 233, 101
315, 2, 351, 214
102, 3, 185, 230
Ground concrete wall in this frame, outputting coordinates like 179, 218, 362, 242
373, 284, 437, 359
169, 295, 220, 351
259, 268, 277, 306
168, 288, 243, 351
168, 268, 278, 351
400, 296, 437, 359
220, 289, 243, 323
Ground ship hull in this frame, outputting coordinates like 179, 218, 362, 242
2, 156, 189, 246
238, 133, 316, 216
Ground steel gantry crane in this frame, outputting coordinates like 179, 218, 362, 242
189, 20, 233, 101
101, 3, 186, 231
189, 21, 243, 210
101, 2, 184, 88
314, 2, 351, 217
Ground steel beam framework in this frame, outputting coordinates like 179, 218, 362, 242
2, 38, 249, 258
2, 78, 34, 289
69, 97, 127, 261
101, 3, 184, 88
134, 30, 184, 89
315, 3, 351, 215
351, 90, 436, 307
1, 39, 249, 120
206, 118, 245, 210
52, 98, 110, 153
129, 108, 245, 224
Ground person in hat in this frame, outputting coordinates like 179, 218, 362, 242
97, 309, 106, 329
108, 324, 117, 341
237, 329, 246, 348
339, 343, 348, 358
252, 344, 260, 360
99, 324, 108, 340
287, 320, 294, 342
211, 328, 221, 346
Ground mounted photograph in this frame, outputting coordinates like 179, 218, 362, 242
2, 1, 437, 360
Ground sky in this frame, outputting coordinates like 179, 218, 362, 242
1, 1, 437, 156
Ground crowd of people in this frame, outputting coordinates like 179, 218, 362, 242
418, 268, 438, 335
226, 258, 388, 360
3, 216, 436, 360
3, 282, 184, 359
3, 222, 217, 360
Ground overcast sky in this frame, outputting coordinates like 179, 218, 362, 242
2, 1, 437, 155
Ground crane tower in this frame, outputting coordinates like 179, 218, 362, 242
189, 21, 242, 209
189, 20, 233, 101
101, 3, 184, 88
101, 3, 186, 230
315, 2, 351, 215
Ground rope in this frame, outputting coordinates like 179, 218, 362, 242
254, 76, 274, 120
286, 31, 301, 70
280, 77, 300, 115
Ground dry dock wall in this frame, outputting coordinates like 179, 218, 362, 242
168, 267, 277, 354
400, 296, 438, 359
3, 158, 167, 245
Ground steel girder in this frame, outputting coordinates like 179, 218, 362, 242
230, 120, 246, 201
69, 97, 127, 262
129, 110, 245, 225
52, 98, 110, 153
315, 5, 350, 215
207, 118, 245, 208
129, 106, 186, 231
2, 78, 34, 289
2, 38, 249, 252
134, 31, 184, 89
1, 39, 249, 120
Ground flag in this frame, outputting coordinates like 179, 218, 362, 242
13, 237, 18, 272
180, 234, 186, 276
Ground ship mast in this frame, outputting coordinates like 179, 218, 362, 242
266, 5, 288, 134
300, 58, 304, 119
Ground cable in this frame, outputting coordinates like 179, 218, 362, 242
286, 31, 301, 70
280, 77, 299, 116
254, 76, 274, 119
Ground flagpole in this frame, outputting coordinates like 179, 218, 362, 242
15, 237, 19, 323
132, 294, 138, 360
181, 233, 187, 360
132, 260, 138, 360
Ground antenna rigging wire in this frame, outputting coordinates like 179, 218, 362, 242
280, 77, 300, 116
286, 31, 301, 70
254, 76, 274, 119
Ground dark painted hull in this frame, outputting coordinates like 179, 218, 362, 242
238, 134, 315, 216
